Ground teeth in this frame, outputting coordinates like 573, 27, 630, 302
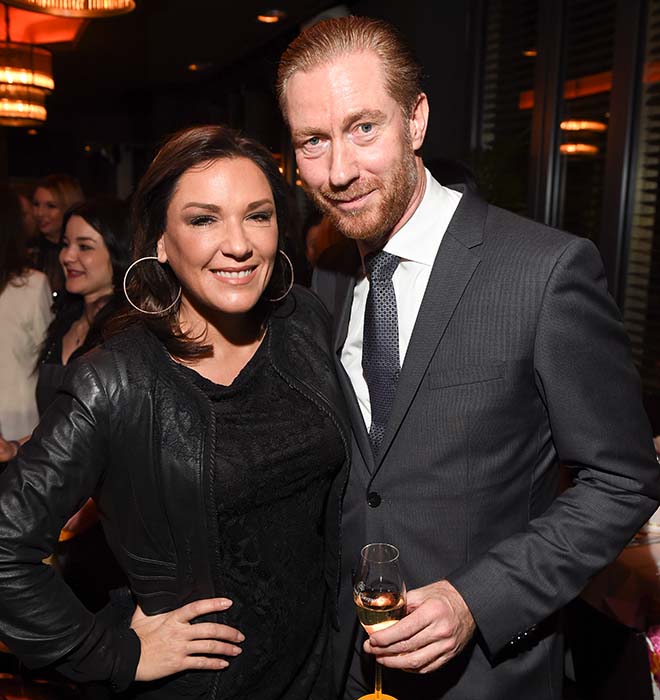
213, 269, 253, 279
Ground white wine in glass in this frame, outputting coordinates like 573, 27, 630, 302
353, 543, 406, 700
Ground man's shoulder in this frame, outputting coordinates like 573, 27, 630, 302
483, 202, 581, 259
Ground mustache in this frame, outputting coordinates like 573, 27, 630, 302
319, 182, 379, 203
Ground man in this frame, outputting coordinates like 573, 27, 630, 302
277, 16, 659, 700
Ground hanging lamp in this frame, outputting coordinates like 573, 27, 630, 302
0, 3, 53, 126
2, 0, 135, 18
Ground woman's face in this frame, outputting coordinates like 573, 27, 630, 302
32, 186, 63, 242
59, 215, 114, 303
157, 157, 279, 320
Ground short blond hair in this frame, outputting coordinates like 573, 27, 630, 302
36, 173, 84, 213
277, 16, 422, 122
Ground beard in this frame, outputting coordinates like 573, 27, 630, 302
303, 141, 418, 246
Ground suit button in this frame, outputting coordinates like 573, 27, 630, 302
367, 492, 381, 508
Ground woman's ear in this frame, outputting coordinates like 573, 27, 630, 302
156, 235, 167, 263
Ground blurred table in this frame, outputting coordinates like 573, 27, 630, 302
581, 532, 660, 630
570, 528, 660, 700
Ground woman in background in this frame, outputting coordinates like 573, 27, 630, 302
0, 187, 52, 449
29, 173, 84, 296
36, 196, 131, 415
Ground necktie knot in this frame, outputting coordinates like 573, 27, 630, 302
364, 250, 399, 284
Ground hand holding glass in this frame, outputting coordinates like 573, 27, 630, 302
353, 543, 406, 700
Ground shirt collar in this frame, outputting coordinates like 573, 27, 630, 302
384, 168, 461, 266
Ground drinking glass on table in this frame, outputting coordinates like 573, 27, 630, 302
353, 543, 406, 700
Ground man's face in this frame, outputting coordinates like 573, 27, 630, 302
284, 51, 423, 247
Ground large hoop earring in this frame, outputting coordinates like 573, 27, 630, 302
266, 250, 294, 302
122, 256, 182, 315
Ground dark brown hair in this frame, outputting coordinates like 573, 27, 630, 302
277, 16, 423, 122
0, 187, 29, 295
112, 124, 291, 360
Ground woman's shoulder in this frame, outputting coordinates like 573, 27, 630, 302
288, 284, 331, 326
270, 285, 333, 354
65, 324, 161, 393
6, 268, 49, 294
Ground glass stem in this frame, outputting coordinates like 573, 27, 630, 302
375, 662, 382, 699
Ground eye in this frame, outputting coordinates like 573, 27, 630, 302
248, 211, 273, 224
190, 215, 215, 227
358, 123, 373, 134
79, 244, 93, 252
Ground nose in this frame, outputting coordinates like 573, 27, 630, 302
328, 139, 359, 189
60, 245, 75, 265
221, 219, 252, 260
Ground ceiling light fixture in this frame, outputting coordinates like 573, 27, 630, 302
0, 4, 54, 126
257, 9, 286, 23
3, 0, 135, 18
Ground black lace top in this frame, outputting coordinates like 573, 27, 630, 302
179, 331, 344, 700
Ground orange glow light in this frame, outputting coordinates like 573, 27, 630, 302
0, 6, 85, 44
520, 61, 660, 110
560, 143, 599, 155
257, 9, 286, 23
523, 49, 537, 57
560, 120, 607, 132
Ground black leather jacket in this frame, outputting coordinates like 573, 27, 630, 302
0, 286, 350, 695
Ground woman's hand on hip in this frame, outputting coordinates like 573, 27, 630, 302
131, 597, 244, 681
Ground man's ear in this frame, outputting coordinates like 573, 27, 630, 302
409, 93, 429, 151
156, 234, 167, 263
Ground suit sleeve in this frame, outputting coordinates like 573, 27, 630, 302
448, 237, 660, 657
0, 358, 139, 690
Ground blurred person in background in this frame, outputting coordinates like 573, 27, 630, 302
0, 196, 132, 621
35, 196, 131, 415
0, 186, 52, 452
29, 173, 84, 297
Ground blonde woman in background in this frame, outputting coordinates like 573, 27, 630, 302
29, 173, 84, 296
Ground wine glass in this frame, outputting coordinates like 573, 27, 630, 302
353, 542, 406, 700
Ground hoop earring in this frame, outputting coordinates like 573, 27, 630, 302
122, 256, 182, 315
266, 250, 294, 302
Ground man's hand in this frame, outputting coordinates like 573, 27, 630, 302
132, 598, 244, 681
363, 580, 475, 674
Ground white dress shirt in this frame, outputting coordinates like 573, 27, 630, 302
340, 169, 462, 430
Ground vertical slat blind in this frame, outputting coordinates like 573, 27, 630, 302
557, 0, 616, 245
477, 0, 538, 214
623, 0, 660, 395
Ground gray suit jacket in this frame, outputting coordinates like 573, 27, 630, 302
313, 185, 660, 700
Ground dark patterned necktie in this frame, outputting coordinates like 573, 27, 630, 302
362, 250, 400, 454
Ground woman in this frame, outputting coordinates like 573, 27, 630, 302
0, 187, 52, 445
36, 196, 132, 415
29, 173, 85, 296
0, 126, 349, 700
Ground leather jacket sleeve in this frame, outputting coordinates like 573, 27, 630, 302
0, 357, 140, 691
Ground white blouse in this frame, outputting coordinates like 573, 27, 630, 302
0, 269, 53, 440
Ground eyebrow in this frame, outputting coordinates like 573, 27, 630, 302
182, 198, 274, 212
182, 202, 221, 212
62, 236, 96, 243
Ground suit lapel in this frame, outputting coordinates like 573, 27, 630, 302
374, 187, 487, 468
